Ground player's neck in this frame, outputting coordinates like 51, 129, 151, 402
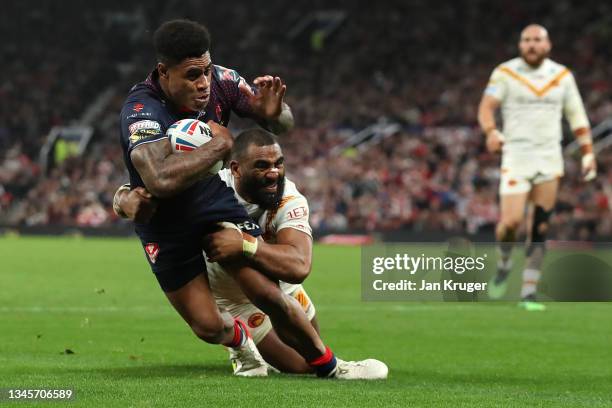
521, 57, 546, 70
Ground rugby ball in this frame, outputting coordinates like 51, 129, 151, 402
167, 119, 223, 174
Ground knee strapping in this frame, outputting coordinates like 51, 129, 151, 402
527, 206, 553, 256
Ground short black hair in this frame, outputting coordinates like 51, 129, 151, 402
153, 19, 211, 66
232, 129, 279, 160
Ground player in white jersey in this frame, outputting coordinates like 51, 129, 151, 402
114, 128, 388, 379
206, 163, 318, 372
478, 24, 597, 310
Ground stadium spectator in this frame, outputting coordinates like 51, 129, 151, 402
1, 1, 611, 240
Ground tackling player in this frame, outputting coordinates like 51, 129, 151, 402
116, 129, 388, 379
478, 24, 597, 310
118, 19, 342, 377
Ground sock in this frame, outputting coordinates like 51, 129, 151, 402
520, 268, 541, 299
497, 242, 513, 270
494, 242, 513, 284
224, 319, 248, 348
308, 346, 337, 378
526, 244, 545, 271
496, 225, 515, 273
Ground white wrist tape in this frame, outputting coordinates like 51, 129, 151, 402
217, 222, 258, 257
582, 153, 596, 181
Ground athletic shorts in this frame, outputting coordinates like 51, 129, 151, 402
499, 152, 563, 195
135, 187, 261, 292
219, 285, 317, 344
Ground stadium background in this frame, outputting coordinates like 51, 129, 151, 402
1, 0, 611, 241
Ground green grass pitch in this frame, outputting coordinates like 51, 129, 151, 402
1, 236, 611, 407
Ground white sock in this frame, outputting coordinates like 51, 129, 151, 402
520, 268, 541, 298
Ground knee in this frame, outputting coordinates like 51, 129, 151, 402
499, 218, 521, 233
190, 316, 226, 344
531, 206, 553, 242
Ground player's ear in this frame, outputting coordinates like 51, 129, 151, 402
157, 62, 169, 80
230, 160, 241, 177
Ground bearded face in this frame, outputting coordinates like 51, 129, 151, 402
240, 170, 285, 211
233, 143, 286, 211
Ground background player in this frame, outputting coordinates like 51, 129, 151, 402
478, 24, 597, 310
116, 129, 389, 379
119, 19, 342, 377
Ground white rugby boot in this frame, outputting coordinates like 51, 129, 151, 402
228, 320, 268, 377
332, 358, 389, 380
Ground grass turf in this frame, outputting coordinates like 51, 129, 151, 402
1, 236, 611, 407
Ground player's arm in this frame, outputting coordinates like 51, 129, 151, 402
238, 75, 294, 134
478, 67, 507, 153
563, 72, 596, 181
204, 227, 312, 284
112, 184, 158, 223
131, 122, 233, 198
265, 101, 294, 135
249, 228, 312, 284
478, 95, 504, 153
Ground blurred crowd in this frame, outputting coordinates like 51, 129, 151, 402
1, 0, 611, 239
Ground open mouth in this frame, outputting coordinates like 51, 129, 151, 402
263, 183, 277, 193
195, 94, 209, 104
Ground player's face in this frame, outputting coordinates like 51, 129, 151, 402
160, 52, 212, 112
519, 27, 551, 67
236, 144, 285, 210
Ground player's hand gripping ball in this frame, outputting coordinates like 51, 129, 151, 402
167, 119, 223, 174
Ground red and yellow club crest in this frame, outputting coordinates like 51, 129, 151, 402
248, 312, 266, 328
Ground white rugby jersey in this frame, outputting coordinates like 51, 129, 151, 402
207, 169, 312, 303
217, 169, 312, 241
484, 57, 589, 155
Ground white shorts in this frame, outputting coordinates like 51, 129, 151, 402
219, 285, 316, 344
499, 153, 563, 195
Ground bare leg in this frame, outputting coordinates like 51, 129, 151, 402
222, 261, 326, 362
165, 273, 236, 345
521, 178, 559, 298
495, 192, 529, 278
258, 316, 321, 374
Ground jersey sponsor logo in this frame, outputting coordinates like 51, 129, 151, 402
133, 103, 145, 112
128, 120, 161, 135
126, 112, 152, 119
287, 206, 308, 220
247, 312, 266, 328
236, 220, 259, 232
129, 128, 162, 144
484, 85, 498, 96
144, 243, 159, 264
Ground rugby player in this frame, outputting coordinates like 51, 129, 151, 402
118, 19, 341, 377
116, 129, 388, 379
478, 24, 596, 310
